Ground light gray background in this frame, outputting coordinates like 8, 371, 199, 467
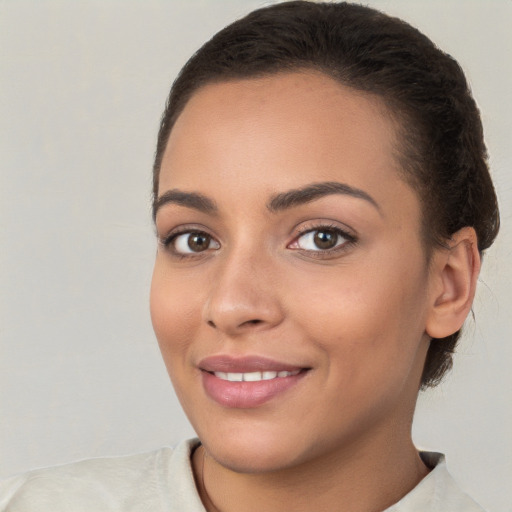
1, 1, 511, 511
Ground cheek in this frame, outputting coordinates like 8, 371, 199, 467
290, 253, 429, 373
149, 260, 200, 366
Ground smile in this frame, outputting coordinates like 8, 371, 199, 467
212, 370, 301, 382
198, 355, 309, 408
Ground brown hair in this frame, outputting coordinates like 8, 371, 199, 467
152, 1, 500, 388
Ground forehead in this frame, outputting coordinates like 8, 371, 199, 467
159, 71, 417, 222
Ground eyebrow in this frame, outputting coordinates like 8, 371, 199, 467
267, 181, 381, 214
153, 181, 381, 220
153, 189, 218, 220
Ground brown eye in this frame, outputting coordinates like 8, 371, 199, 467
290, 227, 351, 252
313, 230, 339, 250
188, 233, 211, 252
172, 231, 220, 254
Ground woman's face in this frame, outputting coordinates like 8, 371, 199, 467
151, 71, 434, 472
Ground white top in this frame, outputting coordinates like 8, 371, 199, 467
0, 438, 485, 511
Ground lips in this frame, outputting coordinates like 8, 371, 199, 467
198, 355, 309, 408
199, 355, 304, 373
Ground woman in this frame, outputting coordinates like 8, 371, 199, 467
0, 2, 502, 511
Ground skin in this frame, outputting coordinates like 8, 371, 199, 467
150, 71, 480, 512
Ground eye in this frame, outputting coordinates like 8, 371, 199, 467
289, 227, 353, 252
168, 231, 220, 255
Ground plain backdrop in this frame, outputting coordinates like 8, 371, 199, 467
1, 1, 511, 511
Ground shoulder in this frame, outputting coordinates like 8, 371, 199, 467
0, 438, 203, 512
387, 452, 487, 512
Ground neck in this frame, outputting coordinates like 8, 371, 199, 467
192, 424, 429, 512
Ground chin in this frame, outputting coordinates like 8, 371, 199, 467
197, 421, 308, 474
206, 444, 299, 474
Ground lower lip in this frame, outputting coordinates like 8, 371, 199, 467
201, 370, 307, 409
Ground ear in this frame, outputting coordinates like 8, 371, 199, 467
425, 227, 481, 339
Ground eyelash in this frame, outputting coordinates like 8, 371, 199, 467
159, 224, 357, 260
159, 227, 218, 259
289, 224, 357, 258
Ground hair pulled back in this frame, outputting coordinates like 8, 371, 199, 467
153, 1, 499, 388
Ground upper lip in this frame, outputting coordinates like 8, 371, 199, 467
198, 355, 306, 373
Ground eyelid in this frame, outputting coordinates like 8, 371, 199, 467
290, 219, 357, 241
158, 224, 220, 257
287, 221, 358, 257
157, 222, 213, 242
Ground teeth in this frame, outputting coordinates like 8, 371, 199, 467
213, 370, 300, 382
243, 371, 263, 382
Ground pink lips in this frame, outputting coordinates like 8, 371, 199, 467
199, 355, 308, 409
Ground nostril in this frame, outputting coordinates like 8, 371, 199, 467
245, 319, 262, 326
205, 318, 263, 330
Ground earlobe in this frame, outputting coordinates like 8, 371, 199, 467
426, 227, 481, 339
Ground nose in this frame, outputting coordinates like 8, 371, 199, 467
202, 247, 284, 336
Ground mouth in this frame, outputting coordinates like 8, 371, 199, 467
198, 355, 310, 408
210, 369, 302, 382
